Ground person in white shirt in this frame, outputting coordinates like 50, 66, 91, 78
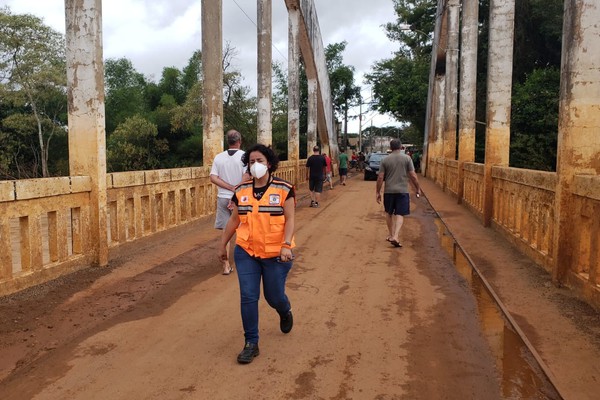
210, 130, 249, 275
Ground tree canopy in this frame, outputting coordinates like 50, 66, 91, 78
0, 7, 67, 178
366, 0, 563, 171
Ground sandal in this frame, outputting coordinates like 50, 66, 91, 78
222, 266, 234, 275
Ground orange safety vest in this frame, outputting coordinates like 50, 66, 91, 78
234, 177, 296, 258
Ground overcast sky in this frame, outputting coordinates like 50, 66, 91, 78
3, 0, 402, 132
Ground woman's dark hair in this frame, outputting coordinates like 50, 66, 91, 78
242, 144, 279, 173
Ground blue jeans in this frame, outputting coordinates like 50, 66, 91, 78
234, 246, 293, 344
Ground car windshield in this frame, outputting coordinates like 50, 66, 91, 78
369, 154, 387, 163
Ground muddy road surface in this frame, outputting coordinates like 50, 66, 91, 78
1, 177, 553, 399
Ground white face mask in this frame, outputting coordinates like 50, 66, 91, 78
250, 162, 268, 179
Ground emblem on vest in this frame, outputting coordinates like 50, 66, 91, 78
269, 194, 281, 205
241, 195, 249, 203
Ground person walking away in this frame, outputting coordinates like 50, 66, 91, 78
323, 153, 334, 190
358, 151, 366, 171
210, 129, 249, 275
375, 139, 422, 247
306, 146, 327, 207
412, 150, 422, 173
338, 150, 349, 186
218, 144, 296, 364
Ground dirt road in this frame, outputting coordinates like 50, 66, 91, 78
0, 175, 554, 399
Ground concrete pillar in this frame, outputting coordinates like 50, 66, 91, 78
457, 0, 479, 202
287, 8, 300, 169
65, 0, 108, 267
482, 0, 515, 226
443, 0, 460, 162
423, 0, 446, 177
202, 0, 223, 165
434, 75, 446, 183
307, 78, 318, 154
552, 0, 600, 283
257, 0, 272, 146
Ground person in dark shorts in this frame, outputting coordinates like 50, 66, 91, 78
338, 150, 348, 185
305, 146, 327, 207
375, 139, 422, 247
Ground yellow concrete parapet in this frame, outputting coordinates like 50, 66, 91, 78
109, 171, 145, 188
0, 181, 15, 202
572, 175, 600, 201
464, 162, 484, 175
492, 166, 557, 191
14, 177, 71, 200
490, 166, 557, 272
70, 176, 92, 193
144, 169, 172, 184
170, 168, 193, 181
192, 167, 211, 179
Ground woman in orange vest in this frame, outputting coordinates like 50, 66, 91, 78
218, 144, 296, 364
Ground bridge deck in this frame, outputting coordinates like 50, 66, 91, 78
0, 172, 598, 399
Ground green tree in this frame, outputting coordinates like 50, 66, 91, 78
104, 57, 149, 134
107, 115, 168, 172
510, 67, 559, 171
326, 42, 361, 144
366, 55, 430, 134
271, 43, 361, 157
365, 0, 435, 136
0, 8, 67, 177
368, 0, 563, 171
159, 67, 186, 105
182, 50, 202, 93
271, 62, 291, 159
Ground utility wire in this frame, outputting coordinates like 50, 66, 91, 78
230, 0, 288, 62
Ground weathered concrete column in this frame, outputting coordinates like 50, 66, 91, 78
257, 0, 272, 146
287, 7, 300, 172
307, 77, 318, 153
201, 0, 223, 165
65, 0, 108, 267
457, 0, 479, 202
422, 0, 446, 177
552, 0, 600, 283
482, 0, 515, 226
443, 0, 460, 162
433, 75, 446, 183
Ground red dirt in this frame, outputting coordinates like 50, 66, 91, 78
0, 173, 598, 399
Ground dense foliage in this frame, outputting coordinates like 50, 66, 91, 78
366, 0, 563, 171
0, 6, 361, 177
0, 8, 67, 178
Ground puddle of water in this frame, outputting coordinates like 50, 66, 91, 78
434, 218, 562, 400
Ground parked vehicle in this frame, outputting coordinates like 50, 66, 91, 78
363, 152, 389, 180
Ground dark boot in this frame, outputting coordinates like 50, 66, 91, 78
237, 342, 259, 364
280, 310, 293, 334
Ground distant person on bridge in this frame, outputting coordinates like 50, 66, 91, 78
210, 129, 249, 275
376, 139, 422, 248
306, 145, 327, 207
338, 150, 349, 185
218, 144, 296, 364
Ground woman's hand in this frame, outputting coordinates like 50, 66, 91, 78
218, 245, 228, 262
279, 247, 293, 262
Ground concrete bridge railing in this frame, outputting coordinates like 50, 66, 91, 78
424, 0, 600, 309
427, 163, 600, 309
0, 161, 307, 296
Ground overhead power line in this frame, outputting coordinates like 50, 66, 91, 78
230, 0, 288, 62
